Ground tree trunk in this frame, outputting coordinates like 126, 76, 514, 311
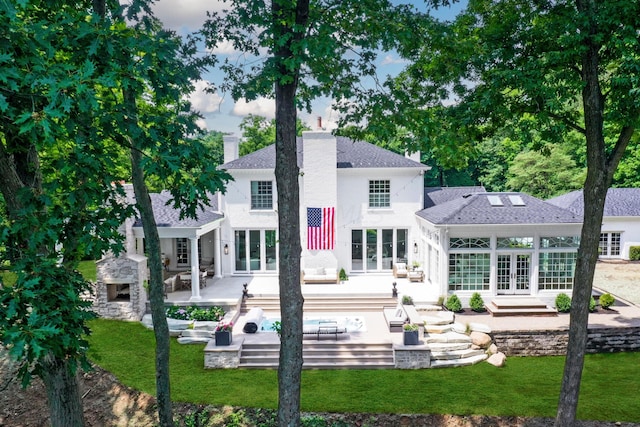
124, 91, 174, 426
555, 2, 634, 424
40, 355, 85, 427
273, 1, 309, 424
275, 80, 304, 427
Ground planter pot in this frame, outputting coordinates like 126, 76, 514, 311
215, 330, 232, 346
403, 330, 419, 345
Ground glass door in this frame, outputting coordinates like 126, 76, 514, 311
497, 253, 531, 294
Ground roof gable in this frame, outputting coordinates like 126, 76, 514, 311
417, 192, 581, 225
547, 188, 640, 217
424, 186, 487, 209
133, 191, 222, 228
221, 136, 428, 170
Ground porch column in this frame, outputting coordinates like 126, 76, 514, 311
190, 237, 201, 301
214, 228, 222, 278
136, 238, 145, 255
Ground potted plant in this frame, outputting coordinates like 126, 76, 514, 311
403, 323, 420, 345
214, 321, 234, 346
339, 268, 348, 283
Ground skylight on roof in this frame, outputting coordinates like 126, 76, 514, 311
488, 195, 504, 206
508, 195, 526, 206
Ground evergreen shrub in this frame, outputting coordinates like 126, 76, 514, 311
555, 293, 572, 313
599, 293, 615, 309
445, 294, 463, 312
469, 292, 486, 312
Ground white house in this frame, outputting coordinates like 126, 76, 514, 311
218, 132, 428, 276
547, 188, 640, 260
128, 131, 591, 305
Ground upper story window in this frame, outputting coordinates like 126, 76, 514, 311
369, 180, 390, 208
251, 181, 273, 210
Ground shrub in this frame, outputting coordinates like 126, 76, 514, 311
402, 295, 414, 305
166, 305, 225, 321
469, 292, 486, 312
599, 293, 616, 309
339, 268, 348, 281
437, 295, 445, 306
589, 296, 597, 312
445, 294, 462, 312
555, 293, 572, 313
630, 246, 640, 261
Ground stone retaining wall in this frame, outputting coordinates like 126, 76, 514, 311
394, 345, 431, 369
493, 326, 640, 356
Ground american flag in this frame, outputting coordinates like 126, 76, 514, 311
307, 207, 335, 250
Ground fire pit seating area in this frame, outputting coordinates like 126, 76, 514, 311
302, 267, 339, 284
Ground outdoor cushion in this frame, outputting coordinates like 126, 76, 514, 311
243, 307, 264, 334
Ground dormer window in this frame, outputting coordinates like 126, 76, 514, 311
251, 181, 273, 210
369, 180, 390, 208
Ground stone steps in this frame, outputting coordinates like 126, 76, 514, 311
430, 353, 488, 368
242, 295, 399, 314
486, 297, 557, 317
239, 341, 395, 369
422, 315, 491, 368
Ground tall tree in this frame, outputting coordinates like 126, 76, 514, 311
354, 1, 639, 424
94, 2, 229, 425
506, 145, 585, 199
1, 1, 229, 425
0, 1, 133, 424
203, 2, 419, 424
239, 114, 310, 156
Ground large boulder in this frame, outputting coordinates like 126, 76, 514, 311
470, 331, 492, 348
487, 352, 507, 367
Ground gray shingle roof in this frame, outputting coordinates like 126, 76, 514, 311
417, 192, 582, 225
221, 136, 428, 170
133, 191, 222, 228
547, 188, 640, 217
424, 186, 487, 209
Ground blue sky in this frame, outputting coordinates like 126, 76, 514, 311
150, 1, 467, 136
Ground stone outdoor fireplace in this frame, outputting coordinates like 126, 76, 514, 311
94, 254, 147, 320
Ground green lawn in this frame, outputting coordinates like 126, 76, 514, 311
1, 260, 96, 286
87, 319, 640, 422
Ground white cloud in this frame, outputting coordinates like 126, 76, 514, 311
209, 39, 239, 55
381, 54, 408, 66
152, 0, 225, 32
195, 117, 208, 130
189, 80, 223, 113
232, 98, 276, 119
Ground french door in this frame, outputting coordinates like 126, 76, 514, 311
497, 253, 531, 295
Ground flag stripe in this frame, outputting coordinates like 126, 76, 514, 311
307, 207, 335, 250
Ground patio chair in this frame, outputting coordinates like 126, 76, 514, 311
393, 262, 408, 278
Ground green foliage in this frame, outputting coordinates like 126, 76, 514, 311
599, 293, 616, 310
271, 320, 282, 337
338, 268, 348, 282
589, 297, 597, 313
403, 323, 419, 332
506, 145, 586, 198
555, 293, 572, 313
401, 295, 414, 305
0, 0, 232, 396
445, 294, 463, 313
469, 292, 486, 313
165, 305, 225, 322
630, 246, 640, 261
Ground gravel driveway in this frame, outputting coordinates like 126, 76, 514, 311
593, 260, 640, 305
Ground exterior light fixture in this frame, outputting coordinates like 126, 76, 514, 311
413, 242, 418, 253
224, 244, 229, 255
